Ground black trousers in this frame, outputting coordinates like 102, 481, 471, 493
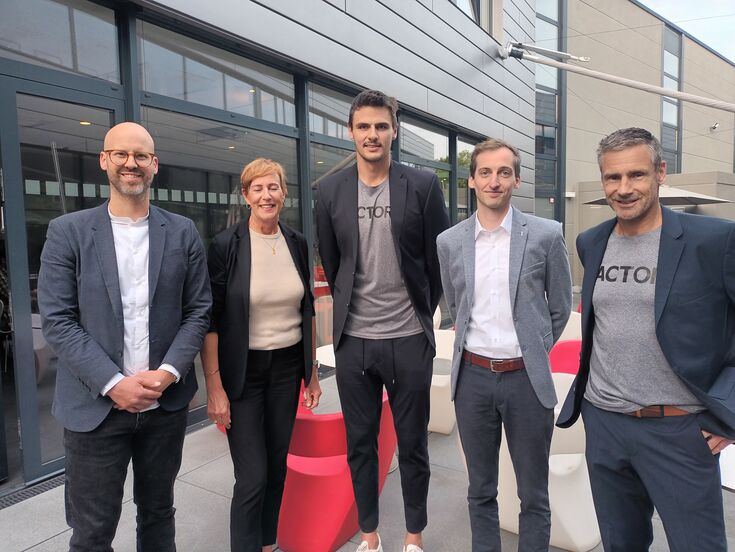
64, 406, 188, 552
226, 343, 302, 551
582, 400, 726, 552
335, 332, 433, 534
454, 360, 553, 552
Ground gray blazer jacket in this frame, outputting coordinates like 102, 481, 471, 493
437, 208, 572, 408
38, 202, 211, 432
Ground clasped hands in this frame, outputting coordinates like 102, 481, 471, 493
108, 369, 176, 413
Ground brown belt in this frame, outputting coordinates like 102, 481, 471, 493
624, 406, 691, 418
462, 350, 524, 373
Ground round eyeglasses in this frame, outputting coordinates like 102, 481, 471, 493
104, 150, 155, 167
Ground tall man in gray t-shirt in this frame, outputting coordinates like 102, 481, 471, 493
557, 128, 735, 551
316, 90, 449, 552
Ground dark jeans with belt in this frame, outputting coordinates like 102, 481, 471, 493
454, 358, 554, 552
335, 332, 433, 534
226, 342, 303, 551
581, 400, 726, 552
64, 406, 188, 552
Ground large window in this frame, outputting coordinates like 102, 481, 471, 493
309, 84, 351, 140
0, 0, 119, 82
141, 107, 300, 245
400, 119, 451, 207
138, 21, 296, 126
661, 26, 681, 173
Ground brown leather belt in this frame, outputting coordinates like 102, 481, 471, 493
624, 406, 691, 418
462, 350, 525, 373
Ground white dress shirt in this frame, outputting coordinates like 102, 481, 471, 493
464, 209, 522, 359
100, 210, 179, 405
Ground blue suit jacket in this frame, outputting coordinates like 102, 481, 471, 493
38, 202, 212, 432
557, 207, 735, 437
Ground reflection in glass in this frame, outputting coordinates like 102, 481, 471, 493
18, 94, 112, 465
535, 158, 556, 192
400, 120, 449, 162
535, 197, 555, 220
536, 90, 557, 124
535, 125, 556, 155
454, 0, 477, 22
140, 107, 301, 245
0, 0, 119, 82
309, 84, 352, 140
458, 177, 470, 221
138, 21, 296, 126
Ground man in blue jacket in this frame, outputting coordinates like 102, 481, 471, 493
558, 127, 735, 551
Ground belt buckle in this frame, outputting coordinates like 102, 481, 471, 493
489, 359, 503, 373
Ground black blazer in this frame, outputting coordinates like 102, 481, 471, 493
207, 219, 314, 401
557, 207, 735, 437
315, 161, 450, 349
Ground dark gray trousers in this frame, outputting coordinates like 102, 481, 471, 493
455, 359, 553, 552
581, 400, 726, 552
335, 332, 433, 534
64, 407, 188, 552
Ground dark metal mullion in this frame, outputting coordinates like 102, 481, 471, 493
117, 5, 141, 122
449, 130, 458, 225
294, 76, 312, 244
0, 82, 44, 481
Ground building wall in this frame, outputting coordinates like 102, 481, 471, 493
142, 0, 539, 207
680, 37, 735, 173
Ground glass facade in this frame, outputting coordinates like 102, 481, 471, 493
0, 0, 485, 490
0, 0, 119, 82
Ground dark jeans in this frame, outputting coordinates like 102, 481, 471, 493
454, 360, 553, 552
335, 332, 433, 534
227, 343, 303, 551
64, 406, 188, 552
582, 400, 726, 552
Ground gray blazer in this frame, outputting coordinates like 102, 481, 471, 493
38, 202, 212, 432
437, 208, 572, 408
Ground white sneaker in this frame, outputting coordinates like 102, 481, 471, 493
356, 534, 382, 552
403, 545, 424, 552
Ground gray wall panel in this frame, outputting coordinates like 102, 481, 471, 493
144, 0, 536, 170
324, 0, 346, 10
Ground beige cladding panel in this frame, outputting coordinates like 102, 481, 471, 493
680, 38, 735, 173
565, 0, 665, 192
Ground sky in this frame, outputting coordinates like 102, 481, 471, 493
638, 0, 735, 63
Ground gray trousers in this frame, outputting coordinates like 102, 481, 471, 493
455, 359, 553, 552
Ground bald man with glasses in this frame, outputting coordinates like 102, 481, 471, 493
38, 122, 211, 551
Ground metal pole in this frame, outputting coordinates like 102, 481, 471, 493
512, 51, 735, 113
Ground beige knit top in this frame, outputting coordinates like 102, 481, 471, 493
248, 229, 304, 350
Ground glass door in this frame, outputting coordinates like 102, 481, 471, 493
0, 79, 123, 487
